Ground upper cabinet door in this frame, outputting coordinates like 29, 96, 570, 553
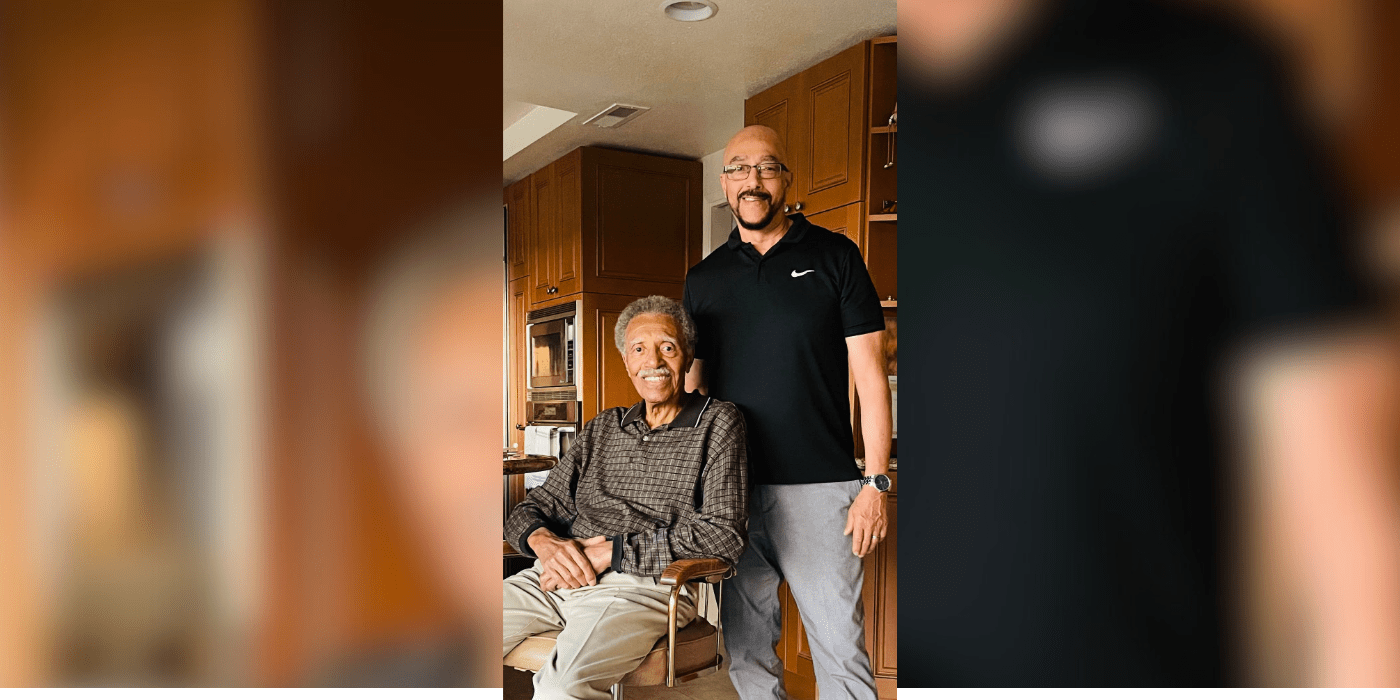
798, 42, 867, 217
805, 200, 864, 250
745, 74, 807, 215
552, 150, 583, 299
506, 178, 531, 281
579, 147, 702, 299
529, 164, 557, 304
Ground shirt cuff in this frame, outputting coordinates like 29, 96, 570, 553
611, 534, 627, 573
518, 522, 547, 558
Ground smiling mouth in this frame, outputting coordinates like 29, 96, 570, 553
739, 192, 769, 203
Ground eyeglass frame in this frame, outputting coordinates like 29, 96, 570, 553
721, 162, 789, 180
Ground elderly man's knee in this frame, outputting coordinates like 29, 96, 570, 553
534, 668, 611, 700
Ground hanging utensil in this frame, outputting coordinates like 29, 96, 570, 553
883, 102, 897, 169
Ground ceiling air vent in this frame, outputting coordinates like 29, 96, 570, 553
582, 103, 650, 129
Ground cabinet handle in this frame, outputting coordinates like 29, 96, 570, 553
793, 202, 804, 212
783, 205, 792, 214
515, 424, 525, 431
548, 286, 558, 294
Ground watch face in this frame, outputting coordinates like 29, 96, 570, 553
874, 474, 891, 491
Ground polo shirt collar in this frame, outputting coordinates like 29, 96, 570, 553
725, 213, 810, 251
621, 391, 711, 430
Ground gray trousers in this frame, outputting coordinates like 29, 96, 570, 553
723, 481, 877, 700
503, 561, 698, 700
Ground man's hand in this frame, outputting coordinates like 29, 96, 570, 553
844, 485, 888, 557
534, 534, 615, 592
579, 535, 613, 575
528, 528, 596, 589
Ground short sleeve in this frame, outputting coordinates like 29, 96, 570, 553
838, 238, 886, 337
1211, 40, 1371, 340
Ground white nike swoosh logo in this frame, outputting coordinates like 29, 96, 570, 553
791, 269, 814, 277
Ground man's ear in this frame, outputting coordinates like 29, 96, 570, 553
683, 356, 694, 374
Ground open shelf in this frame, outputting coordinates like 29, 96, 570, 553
870, 125, 897, 134
880, 299, 898, 308
869, 214, 897, 222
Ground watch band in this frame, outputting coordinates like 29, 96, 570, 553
862, 474, 890, 492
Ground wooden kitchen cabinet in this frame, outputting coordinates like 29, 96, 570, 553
746, 72, 808, 216
779, 470, 897, 700
523, 147, 701, 308
745, 41, 868, 219
529, 150, 583, 305
507, 276, 529, 452
581, 292, 645, 421
806, 201, 865, 250
506, 178, 531, 281
504, 145, 703, 425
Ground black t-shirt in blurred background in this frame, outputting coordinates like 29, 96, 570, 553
900, 0, 1368, 686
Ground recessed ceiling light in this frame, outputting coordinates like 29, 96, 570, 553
661, 0, 718, 22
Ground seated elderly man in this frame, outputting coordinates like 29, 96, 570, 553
503, 295, 748, 700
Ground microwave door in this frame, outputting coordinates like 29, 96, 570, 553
529, 319, 568, 388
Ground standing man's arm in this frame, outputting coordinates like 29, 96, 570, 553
682, 280, 709, 396
685, 359, 707, 395
845, 329, 891, 558
1242, 331, 1400, 686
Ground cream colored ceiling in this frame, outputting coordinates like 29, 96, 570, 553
503, 0, 896, 186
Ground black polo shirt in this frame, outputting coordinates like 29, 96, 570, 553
682, 214, 884, 485
899, 0, 1371, 686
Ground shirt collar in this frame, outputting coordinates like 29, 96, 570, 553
621, 391, 711, 430
725, 213, 809, 250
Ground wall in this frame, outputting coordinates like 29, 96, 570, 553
701, 148, 731, 258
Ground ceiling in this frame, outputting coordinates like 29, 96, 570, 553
503, 0, 896, 186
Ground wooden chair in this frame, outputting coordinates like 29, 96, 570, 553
503, 543, 730, 700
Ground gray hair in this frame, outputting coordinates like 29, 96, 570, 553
614, 295, 697, 358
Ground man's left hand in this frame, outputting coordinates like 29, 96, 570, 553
844, 485, 888, 558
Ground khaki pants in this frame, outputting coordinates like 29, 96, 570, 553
504, 561, 698, 700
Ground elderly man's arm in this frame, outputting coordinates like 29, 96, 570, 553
611, 406, 748, 576
1242, 330, 1400, 686
504, 425, 599, 588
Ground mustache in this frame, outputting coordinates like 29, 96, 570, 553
638, 367, 672, 378
736, 188, 771, 201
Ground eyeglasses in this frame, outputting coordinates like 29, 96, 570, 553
722, 162, 787, 180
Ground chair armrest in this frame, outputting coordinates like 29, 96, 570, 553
659, 558, 731, 586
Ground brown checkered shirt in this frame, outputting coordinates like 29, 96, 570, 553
504, 392, 748, 577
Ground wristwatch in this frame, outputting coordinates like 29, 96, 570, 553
861, 474, 891, 492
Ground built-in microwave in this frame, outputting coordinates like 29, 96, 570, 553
526, 300, 578, 390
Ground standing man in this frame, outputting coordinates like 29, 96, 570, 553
683, 125, 890, 700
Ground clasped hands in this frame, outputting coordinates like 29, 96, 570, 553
527, 528, 614, 592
